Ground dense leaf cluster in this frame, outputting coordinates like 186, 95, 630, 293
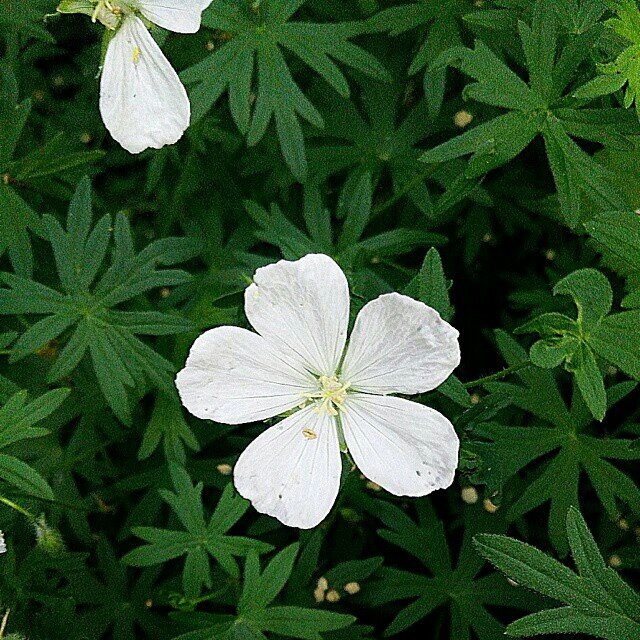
0, 1, 639, 639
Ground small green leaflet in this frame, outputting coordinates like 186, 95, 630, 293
181, 0, 390, 180
172, 543, 356, 640
0, 178, 199, 424
474, 507, 640, 639
574, 0, 640, 119
123, 464, 273, 599
517, 268, 640, 420
138, 390, 200, 465
404, 248, 470, 406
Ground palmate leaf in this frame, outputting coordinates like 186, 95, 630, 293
474, 507, 640, 639
243, 187, 446, 268
123, 465, 273, 599
356, 499, 540, 638
172, 544, 355, 640
68, 539, 173, 640
306, 72, 445, 218
471, 331, 640, 554
368, 0, 474, 114
0, 178, 198, 424
181, 0, 390, 180
420, 0, 636, 227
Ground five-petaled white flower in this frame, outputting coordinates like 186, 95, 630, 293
76, 0, 211, 153
176, 255, 461, 529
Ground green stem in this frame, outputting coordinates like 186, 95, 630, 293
0, 494, 36, 521
335, 414, 348, 453
463, 361, 531, 389
373, 164, 437, 215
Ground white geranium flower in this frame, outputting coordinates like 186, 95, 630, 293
88, 0, 212, 153
176, 254, 461, 529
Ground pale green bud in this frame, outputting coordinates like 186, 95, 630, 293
57, 0, 94, 16
34, 516, 65, 556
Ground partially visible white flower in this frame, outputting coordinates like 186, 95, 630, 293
0, 530, 6, 554
176, 254, 461, 529
65, 1, 213, 153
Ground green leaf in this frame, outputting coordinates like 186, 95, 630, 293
405, 248, 454, 321
571, 342, 606, 421
251, 607, 356, 640
138, 391, 200, 464
0, 453, 54, 500
585, 210, 640, 277
474, 507, 640, 639
0, 178, 198, 424
124, 467, 272, 598
590, 310, 640, 378
182, 0, 389, 180
416, 1, 630, 225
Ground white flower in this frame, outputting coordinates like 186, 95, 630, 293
176, 254, 461, 529
94, 1, 212, 153
0, 531, 6, 554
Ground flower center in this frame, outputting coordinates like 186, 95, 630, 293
91, 0, 135, 29
303, 375, 350, 416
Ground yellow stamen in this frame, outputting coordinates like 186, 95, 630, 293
302, 375, 350, 416
302, 429, 317, 440
132, 46, 141, 64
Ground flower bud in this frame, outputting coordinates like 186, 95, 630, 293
609, 554, 622, 568
454, 110, 473, 128
344, 581, 360, 595
483, 498, 499, 514
34, 516, 65, 555
461, 486, 479, 504
618, 518, 630, 531
57, 0, 94, 16
326, 589, 341, 603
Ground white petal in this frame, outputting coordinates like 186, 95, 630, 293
341, 393, 459, 496
175, 326, 317, 424
234, 407, 342, 529
138, 0, 213, 33
99, 16, 190, 154
341, 293, 460, 395
244, 255, 350, 377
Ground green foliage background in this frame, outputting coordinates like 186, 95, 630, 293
1, 0, 640, 638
